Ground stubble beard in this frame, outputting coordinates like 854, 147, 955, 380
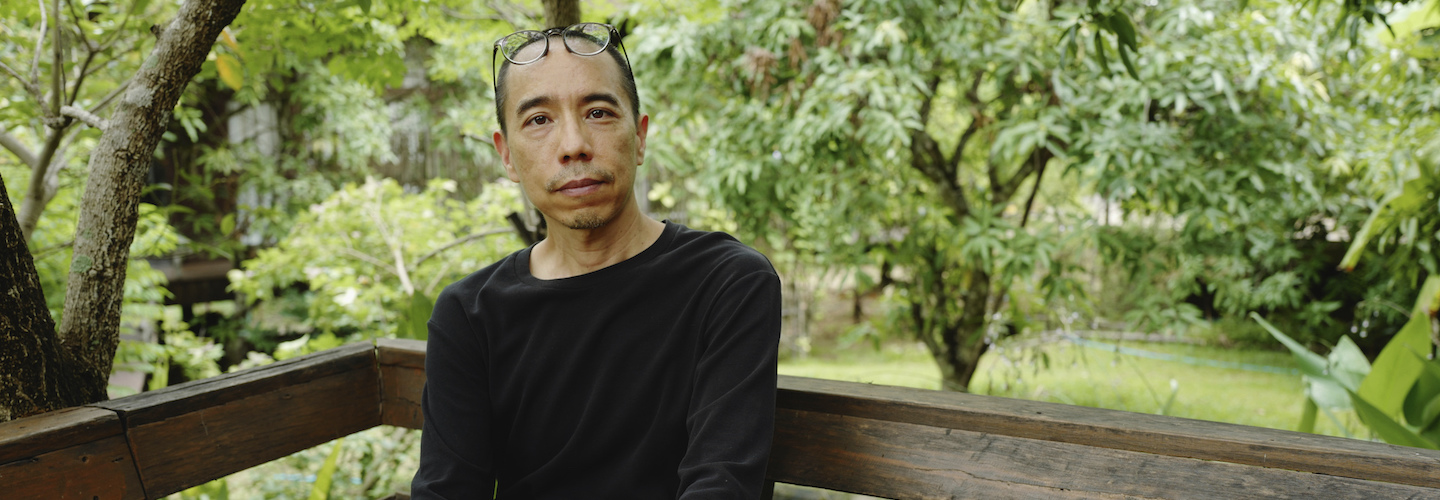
544, 164, 624, 230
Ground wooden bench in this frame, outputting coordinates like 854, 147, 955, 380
3, 339, 1437, 499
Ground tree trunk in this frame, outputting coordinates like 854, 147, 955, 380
0, 171, 90, 422
41, 0, 249, 407
542, 0, 580, 28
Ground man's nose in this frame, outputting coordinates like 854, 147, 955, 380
557, 115, 592, 163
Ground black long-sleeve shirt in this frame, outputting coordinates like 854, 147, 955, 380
412, 222, 781, 499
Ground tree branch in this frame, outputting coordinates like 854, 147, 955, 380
30, 0, 47, 83
60, 105, 107, 130
338, 246, 399, 277
58, 0, 248, 403
909, 74, 970, 220
0, 59, 47, 104
948, 71, 985, 176
1019, 150, 1050, 228
411, 228, 509, 269
50, 0, 65, 123
0, 130, 39, 168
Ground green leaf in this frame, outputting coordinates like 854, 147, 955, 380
1339, 189, 1400, 271
1298, 398, 1318, 433
406, 292, 435, 340
1328, 335, 1371, 391
357, 0, 372, 14
216, 53, 243, 91
1093, 31, 1111, 76
1251, 313, 1327, 378
1404, 355, 1440, 428
1360, 276, 1440, 416
1117, 43, 1140, 80
220, 213, 236, 236
308, 437, 345, 500
1348, 389, 1439, 449
1108, 11, 1139, 51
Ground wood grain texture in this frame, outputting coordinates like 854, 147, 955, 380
0, 406, 122, 464
777, 376, 1440, 490
115, 346, 381, 497
0, 434, 145, 499
96, 342, 375, 427
380, 364, 424, 429
377, 338, 426, 369
768, 408, 1440, 500
378, 339, 425, 429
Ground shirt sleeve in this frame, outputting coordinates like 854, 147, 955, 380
411, 287, 496, 499
677, 268, 782, 499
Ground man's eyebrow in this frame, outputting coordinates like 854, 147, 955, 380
514, 95, 552, 119
583, 93, 622, 109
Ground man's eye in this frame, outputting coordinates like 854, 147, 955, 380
528, 116, 549, 126
588, 109, 612, 119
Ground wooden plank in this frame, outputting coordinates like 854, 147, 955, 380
380, 364, 424, 429
97, 342, 376, 427
777, 376, 1440, 489
378, 339, 426, 429
113, 346, 382, 498
377, 338, 426, 369
0, 406, 145, 499
767, 408, 1440, 500
0, 434, 146, 499
0, 406, 123, 464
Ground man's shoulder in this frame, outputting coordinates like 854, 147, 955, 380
665, 223, 775, 276
436, 247, 526, 302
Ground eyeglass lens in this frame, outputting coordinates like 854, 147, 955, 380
499, 23, 614, 65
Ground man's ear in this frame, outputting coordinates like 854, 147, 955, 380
495, 130, 519, 182
635, 114, 649, 165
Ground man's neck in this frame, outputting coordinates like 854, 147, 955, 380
529, 209, 665, 280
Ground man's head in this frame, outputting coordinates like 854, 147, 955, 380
493, 24, 640, 135
490, 24, 650, 232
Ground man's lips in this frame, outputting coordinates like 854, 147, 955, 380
554, 178, 604, 196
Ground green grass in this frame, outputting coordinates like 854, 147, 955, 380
780, 338, 1369, 438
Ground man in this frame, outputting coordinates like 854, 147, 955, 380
411, 23, 782, 499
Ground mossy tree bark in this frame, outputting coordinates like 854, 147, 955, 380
542, 0, 580, 28
0, 0, 248, 422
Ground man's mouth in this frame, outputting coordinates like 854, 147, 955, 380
555, 178, 604, 196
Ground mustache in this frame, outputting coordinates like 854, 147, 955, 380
544, 165, 615, 192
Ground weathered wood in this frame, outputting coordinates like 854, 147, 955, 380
98, 342, 375, 426
5, 343, 1438, 500
377, 339, 425, 429
769, 408, 1438, 500
95, 342, 380, 498
377, 338, 426, 369
777, 376, 1440, 490
0, 406, 121, 463
0, 406, 144, 499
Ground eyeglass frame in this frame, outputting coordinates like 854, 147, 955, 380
490, 22, 632, 94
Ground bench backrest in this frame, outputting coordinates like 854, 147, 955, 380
3, 339, 1437, 499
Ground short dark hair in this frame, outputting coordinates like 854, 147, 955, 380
494, 39, 640, 135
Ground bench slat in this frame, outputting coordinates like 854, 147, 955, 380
769, 408, 1439, 500
777, 376, 1440, 490
96, 343, 382, 498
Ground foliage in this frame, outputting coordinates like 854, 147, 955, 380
1253, 313, 1369, 435
636, 0, 1409, 387
229, 177, 523, 339
1258, 276, 1440, 448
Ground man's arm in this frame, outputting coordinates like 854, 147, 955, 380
677, 268, 783, 499
411, 289, 496, 499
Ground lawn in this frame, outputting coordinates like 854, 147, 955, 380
779, 336, 1369, 439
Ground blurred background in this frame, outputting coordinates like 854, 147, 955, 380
3, 0, 1438, 497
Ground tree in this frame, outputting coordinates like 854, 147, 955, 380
0, 0, 247, 421
640, 0, 1388, 390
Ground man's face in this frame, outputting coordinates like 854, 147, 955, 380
493, 39, 648, 231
